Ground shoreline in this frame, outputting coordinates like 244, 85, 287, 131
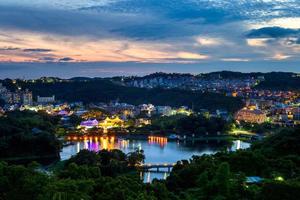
64, 132, 258, 142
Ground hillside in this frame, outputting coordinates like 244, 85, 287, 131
3, 78, 243, 113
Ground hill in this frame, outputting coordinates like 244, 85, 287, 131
3, 78, 243, 113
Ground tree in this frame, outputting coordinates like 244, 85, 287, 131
39, 179, 94, 200
66, 149, 98, 166
127, 149, 145, 166
213, 162, 230, 197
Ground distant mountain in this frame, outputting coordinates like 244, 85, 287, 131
69, 77, 93, 81
121, 71, 300, 91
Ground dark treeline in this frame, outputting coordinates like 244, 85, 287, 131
2, 78, 243, 112
137, 114, 230, 135
1, 127, 300, 199
255, 72, 300, 91
0, 111, 61, 163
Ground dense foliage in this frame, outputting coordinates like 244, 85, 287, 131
0, 111, 61, 163
0, 149, 164, 200
139, 114, 230, 135
1, 78, 243, 113
1, 126, 300, 199
238, 121, 281, 134
63, 149, 145, 177
255, 72, 300, 91
166, 127, 300, 200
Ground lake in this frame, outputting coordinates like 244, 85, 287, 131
61, 136, 250, 182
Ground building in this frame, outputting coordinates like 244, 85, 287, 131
256, 99, 273, 110
99, 116, 124, 129
37, 95, 55, 103
156, 106, 172, 116
139, 104, 155, 116
80, 119, 99, 129
58, 110, 69, 116
232, 91, 238, 97
135, 118, 151, 127
1, 92, 12, 104
0, 83, 7, 94
22, 89, 33, 105
170, 106, 193, 116
235, 108, 267, 124
12, 93, 21, 104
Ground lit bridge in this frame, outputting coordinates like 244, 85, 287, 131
137, 163, 176, 172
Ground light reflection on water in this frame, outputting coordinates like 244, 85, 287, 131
61, 136, 250, 182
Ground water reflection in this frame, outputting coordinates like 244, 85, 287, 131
140, 171, 170, 183
65, 136, 169, 155
62, 136, 250, 161
61, 136, 250, 182
148, 136, 168, 147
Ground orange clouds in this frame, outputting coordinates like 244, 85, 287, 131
271, 53, 291, 60
0, 30, 210, 63
177, 52, 209, 60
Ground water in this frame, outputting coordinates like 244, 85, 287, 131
61, 136, 250, 182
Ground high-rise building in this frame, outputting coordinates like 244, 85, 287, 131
22, 89, 33, 105
0, 83, 7, 94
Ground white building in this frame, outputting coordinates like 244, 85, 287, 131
37, 95, 55, 103
156, 106, 172, 116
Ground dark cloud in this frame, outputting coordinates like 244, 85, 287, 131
0, 47, 20, 51
284, 37, 300, 45
82, 0, 238, 23
23, 48, 52, 52
0, 5, 202, 40
39, 57, 56, 62
0, 47, 53, 52
110, 23, 198, 39
83, 0, 300, 23
59, 57, 74, 62
0, 6, 115, 38
247, 27, 300, 38
1, 1, 300, 41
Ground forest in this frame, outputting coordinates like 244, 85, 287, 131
136, 114, 230, 136
0, 111, 61, 163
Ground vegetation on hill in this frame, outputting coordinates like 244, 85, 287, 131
137, 114, 230, 135
165, 127, 300, 199
255, 72, 300, 91
2, 78, 243, 113
0, 111, 61, 163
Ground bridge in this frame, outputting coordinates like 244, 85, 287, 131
137, 163, 176, 172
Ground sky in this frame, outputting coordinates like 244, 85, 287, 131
0, 0, 300, 78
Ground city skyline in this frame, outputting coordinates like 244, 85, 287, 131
1, 0, 300, 78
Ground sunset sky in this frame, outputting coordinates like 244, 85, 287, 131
0, 0, 300, 78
